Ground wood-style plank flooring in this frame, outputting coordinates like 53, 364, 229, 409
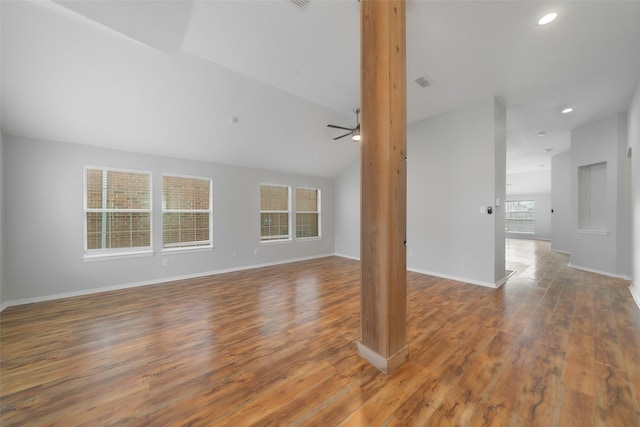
1, 239, 639, 426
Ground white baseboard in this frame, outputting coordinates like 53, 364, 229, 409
334, 253, 360, 261
551, 249, 571, 255
407, 267, 501, 289
568, 263, 632, 280
630, 284, 640, 311
332, 254, 503, 289
0, 253, 334, 311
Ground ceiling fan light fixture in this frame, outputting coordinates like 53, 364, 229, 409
327, 107, 361, 142
538, 12, 557, 26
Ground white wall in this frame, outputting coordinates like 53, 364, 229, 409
0, 1, 4, 309
334, 158, 360, 259
506, 169, 551, 196
408, 97, 506, 286
629, 80, 640, 306
0, 131, 4, 309
494, 101, 507, 284
2, 135, 334, 304
333, 98, 506, 287
506, 193, 551, 241
617, 116, 632, 277
570, 113, 630, 278
551, 152, 571, 253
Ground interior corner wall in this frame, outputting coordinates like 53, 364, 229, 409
551, 152, 571, 253
407, 97, 505, 287
2, 135, 335, 304
629, 80, 640, 304
334, 158, 360, 259
570, 113, 629, 277
506, 193, 551, 241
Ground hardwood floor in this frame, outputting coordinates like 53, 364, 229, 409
1, 239, 639, 426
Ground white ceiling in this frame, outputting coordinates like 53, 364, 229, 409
2, 0, 640, 182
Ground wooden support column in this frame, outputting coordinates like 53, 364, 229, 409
358, 0, 408, 374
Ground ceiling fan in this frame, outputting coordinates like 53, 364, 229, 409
327, 108, 361, 141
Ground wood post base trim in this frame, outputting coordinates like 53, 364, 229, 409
357, 341, 409, 375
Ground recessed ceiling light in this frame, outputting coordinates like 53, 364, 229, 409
561, 107, 573, 114
537, 131, 546, 137
538, 12, 557, 26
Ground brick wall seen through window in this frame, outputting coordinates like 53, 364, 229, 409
162, 175, 212, 249
296, 187, 320, 238
260, 184, 290, 241
85, 168, 151, 253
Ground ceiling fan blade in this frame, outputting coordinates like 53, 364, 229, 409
333, 132, 352, 140
327, 124, 354, 131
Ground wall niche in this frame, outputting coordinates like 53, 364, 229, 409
577, 161, 607, 232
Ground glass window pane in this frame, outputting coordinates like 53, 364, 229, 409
296, 212, 318, 238
295, 187, 319, 238
505, 200, 535, 233
85, 168, 152, 253
162, 176, 212, 248
260, 184, 290, 241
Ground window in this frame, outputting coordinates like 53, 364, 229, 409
260, 184, 291, 242
505, 200, 535, 233
162, 175, 212, 250
296, 187, 320, 238
85, 167, 152, 257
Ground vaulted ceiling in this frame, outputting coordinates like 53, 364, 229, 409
2, 0, 640, 185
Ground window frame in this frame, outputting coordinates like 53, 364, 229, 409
295, 186, 321, 240
161, 173, 213, 252
505, 200, 536, 234
260, 183, 292, 243
83, 166, 153, 260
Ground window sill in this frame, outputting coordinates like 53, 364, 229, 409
576, 229, 609, 236
260, 238, 292, 245
161, 246, 215, 255
84, 250, 155, 262
296, 236, 322, 241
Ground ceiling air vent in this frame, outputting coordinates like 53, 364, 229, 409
414, 75, 433, 88
291, 0, 310, 10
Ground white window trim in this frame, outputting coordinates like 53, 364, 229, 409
295, 186, 321, 241
161, 173, 213, 252
83, 166, 153, 260
84, 249, 155, 262
260, 183, 292, 243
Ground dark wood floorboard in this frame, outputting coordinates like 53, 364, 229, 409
1, 239, 639, 426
